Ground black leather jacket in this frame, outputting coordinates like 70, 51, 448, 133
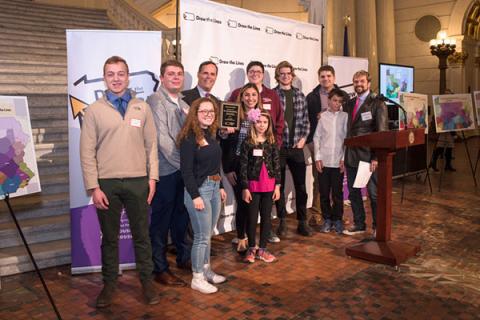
239, 140, 281, 190
344, 93, 389, 167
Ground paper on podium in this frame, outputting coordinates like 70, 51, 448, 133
353, 161, 372, 188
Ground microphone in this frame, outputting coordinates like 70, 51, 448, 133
376, 94, 408, 130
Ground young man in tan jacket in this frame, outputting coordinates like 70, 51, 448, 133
80, 56, 159, 308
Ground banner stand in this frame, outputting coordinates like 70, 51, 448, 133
3, 194, 62, 320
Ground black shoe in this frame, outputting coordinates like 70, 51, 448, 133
96, 282, 117, 308
142, 280, 160, 305
429, 163, 439, 172
297, 221, 313, 237
276, 218, 288, 237
343, 225, 366, 236
445, 165, 456, 172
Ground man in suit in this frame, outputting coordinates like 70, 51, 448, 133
182, 61, 220, 106
343, 70, 388, 236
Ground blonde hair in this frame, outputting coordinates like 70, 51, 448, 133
247, 112, 275, 145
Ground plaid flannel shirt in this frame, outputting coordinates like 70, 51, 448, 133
274, 86, 310, 148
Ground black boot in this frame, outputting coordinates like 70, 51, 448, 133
297, 220, 313, 237
276, 218, 288, 237
444, 147, 456, 171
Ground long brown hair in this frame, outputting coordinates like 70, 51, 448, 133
236, 83, 263, 121
246, 112, 275, 145
177, 97, 219, 146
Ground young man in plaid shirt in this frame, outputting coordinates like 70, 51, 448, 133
273, 61, 311, 238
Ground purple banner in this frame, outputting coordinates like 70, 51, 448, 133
70, 204, 135, 272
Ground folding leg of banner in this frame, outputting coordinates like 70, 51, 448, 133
3, 195, 62, 320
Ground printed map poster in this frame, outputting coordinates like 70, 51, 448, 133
432, 94, 475, 133
474, 91, 480, 126
399, 92, 428, 133
0, 96, 41, 199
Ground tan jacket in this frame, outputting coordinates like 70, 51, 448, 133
80, 94, 159, 190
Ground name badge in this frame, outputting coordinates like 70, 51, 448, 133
130, 119, 141, 127
253, 149, 263, 157
263, 103, 271, 110
361, 111, 372, 121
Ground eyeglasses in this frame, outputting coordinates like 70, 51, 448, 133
248, 70, 263, 75
198, 110, 215, 116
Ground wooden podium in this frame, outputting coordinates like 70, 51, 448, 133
344, 128, 424, 266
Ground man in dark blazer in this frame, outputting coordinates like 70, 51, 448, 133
343, 70, 388, 236
182, 61, 220, 107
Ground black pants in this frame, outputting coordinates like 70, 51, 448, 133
97, 177, 153, 283
232, 162, 249, 239
247, 191, 273, 249
318, 167, 344, 221
276, 147, 308, 221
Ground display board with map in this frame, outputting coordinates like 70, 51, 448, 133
0, 96, 41, 199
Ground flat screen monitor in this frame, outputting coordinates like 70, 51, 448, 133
379, 63, 414, 104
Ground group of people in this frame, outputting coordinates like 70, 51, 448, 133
79, 55, 388, 307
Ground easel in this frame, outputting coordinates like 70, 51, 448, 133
427, 131, 477, 191
2, 194, 62, 320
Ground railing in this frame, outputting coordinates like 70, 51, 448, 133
106, 0, 177, 60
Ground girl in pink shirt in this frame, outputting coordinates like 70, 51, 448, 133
239, 112, 281, 263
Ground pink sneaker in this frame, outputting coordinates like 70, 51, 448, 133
256, 248, 276, 263
244, 248, 256, 263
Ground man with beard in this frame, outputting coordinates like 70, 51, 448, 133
343, 70, 388, 236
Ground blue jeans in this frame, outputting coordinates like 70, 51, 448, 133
150, 170, 190, 274
184, 179, 221, 273
346, 165, 377, 229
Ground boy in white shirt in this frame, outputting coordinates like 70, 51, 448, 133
313, 89, 348, 234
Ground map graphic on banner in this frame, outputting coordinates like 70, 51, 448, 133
0, 96, 41, 199
67, 30, 162, 274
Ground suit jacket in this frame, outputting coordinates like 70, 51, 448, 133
305, 84, 341, 143
181, 86, 221, 107
344, 93, 388, 167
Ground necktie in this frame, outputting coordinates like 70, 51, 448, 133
116, 97, 126, 118
352, 97, 360, 120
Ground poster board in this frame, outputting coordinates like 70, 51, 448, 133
0, 96, 41, 199
432, 94, 475, 133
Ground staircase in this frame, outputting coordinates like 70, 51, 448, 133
0, 0, 115, 276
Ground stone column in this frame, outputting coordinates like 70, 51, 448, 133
376, 0, 396, 64
355, 0, 378, 89
326, 0, 355, 58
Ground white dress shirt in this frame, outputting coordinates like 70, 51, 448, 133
313, 109, 348, 168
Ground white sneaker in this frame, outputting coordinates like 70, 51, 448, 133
204, 264, 227, 284
191, 272, 218, 294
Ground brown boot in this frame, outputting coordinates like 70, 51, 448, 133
142, 280, 160, 305
96, 282, 116, 308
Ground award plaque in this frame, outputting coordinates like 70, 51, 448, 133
220, 102, 240, 129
